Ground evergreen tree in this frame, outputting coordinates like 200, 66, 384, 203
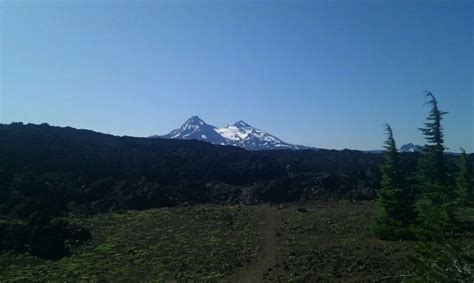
457, 148, 473, 206
373, 124, 416, 240
416, 92, 455, 238
411, 92, 473, 281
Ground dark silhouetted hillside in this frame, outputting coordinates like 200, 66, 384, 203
0, 122, 469, 215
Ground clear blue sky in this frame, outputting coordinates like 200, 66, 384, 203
1, 0, 473, 151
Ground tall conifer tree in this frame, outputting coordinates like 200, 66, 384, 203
412, 93, 474, 280
416, 92, 455, 238
373, 124, 416, 240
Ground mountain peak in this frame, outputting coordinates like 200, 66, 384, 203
155, 117, 317, 151
159, 116, 226, 142
180, 116, 207, 130
400, 143, 424, 152
232, 120, 253, 128
185, 115, 205, 124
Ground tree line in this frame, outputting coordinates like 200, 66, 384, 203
373, 92, 473, 281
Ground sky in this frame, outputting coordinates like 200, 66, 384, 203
1, 0, 473, 151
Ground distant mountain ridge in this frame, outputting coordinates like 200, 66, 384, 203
398, 143, 463, 156
400, 143, 424, 153
153, 116, 316, 151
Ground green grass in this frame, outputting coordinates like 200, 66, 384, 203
0, 205, 263, 281
268, 202, 415, 282
1, 202, 472, 281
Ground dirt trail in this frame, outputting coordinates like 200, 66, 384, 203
230, 206, 279, 282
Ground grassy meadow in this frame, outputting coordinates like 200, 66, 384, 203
1, 202, 473, 282
0, 206, 262, 281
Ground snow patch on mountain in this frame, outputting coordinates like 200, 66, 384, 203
400, 143, 424, 153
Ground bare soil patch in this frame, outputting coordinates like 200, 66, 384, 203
230, 205, 280, 282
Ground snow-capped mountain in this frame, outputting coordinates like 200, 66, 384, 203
400, 143, 424, 153
153, 116, 314, 151
158, 116, 228, 144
